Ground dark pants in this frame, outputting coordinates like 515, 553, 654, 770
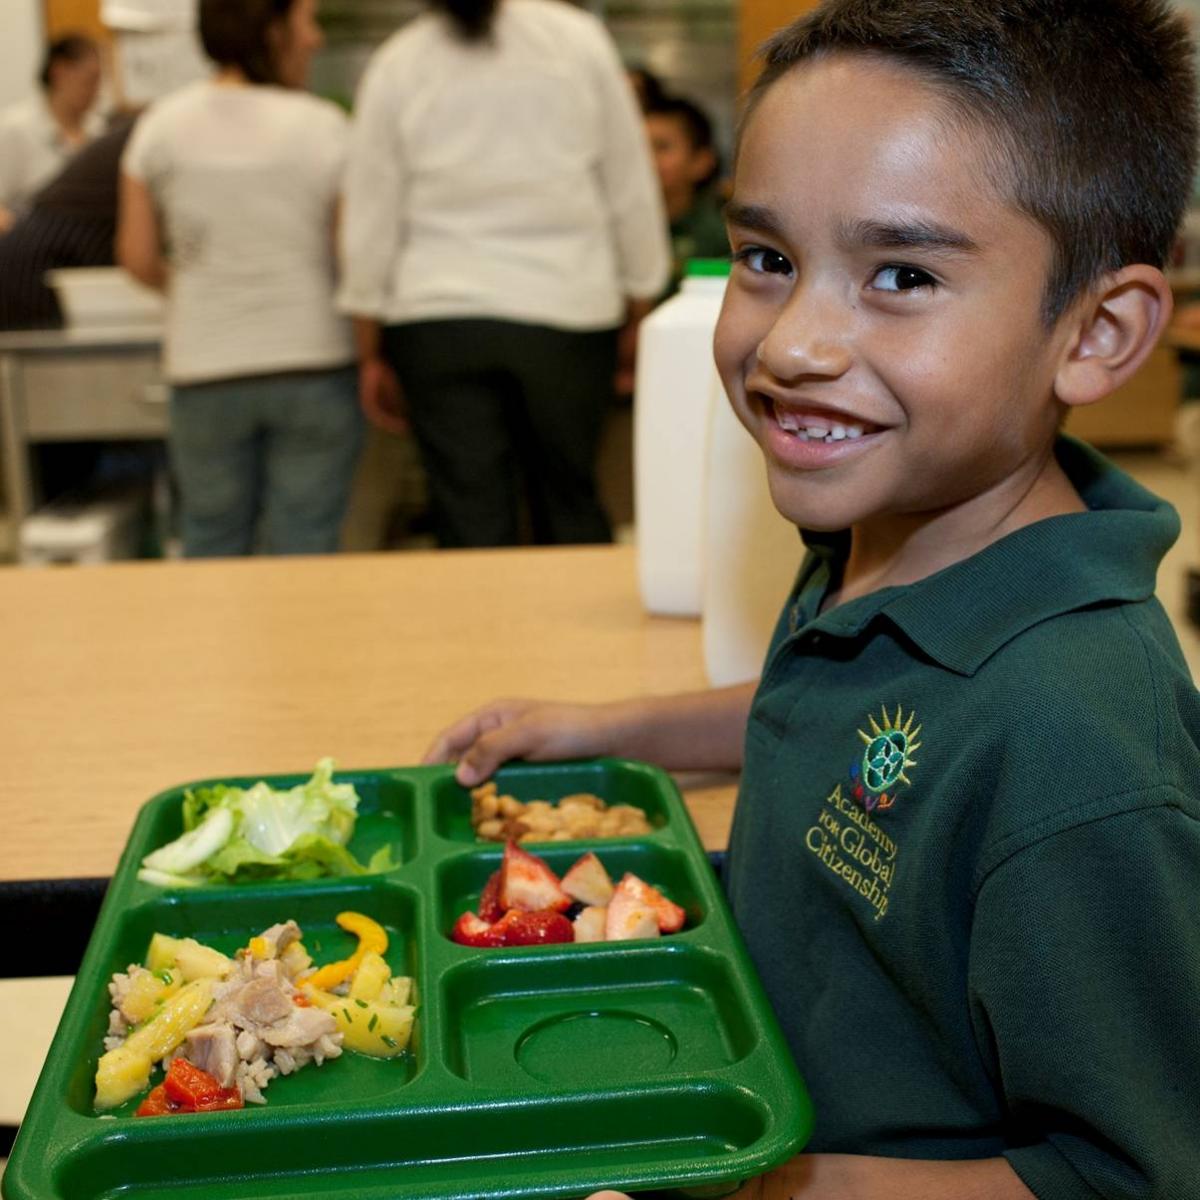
383, 319, 616, 547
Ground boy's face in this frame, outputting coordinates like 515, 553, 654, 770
716, 55, 1076, 533
647, 114, 715, 200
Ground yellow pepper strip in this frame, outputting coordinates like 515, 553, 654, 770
305, 911, 388, 991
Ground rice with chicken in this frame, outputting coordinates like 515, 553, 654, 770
104, 920, 341, 1104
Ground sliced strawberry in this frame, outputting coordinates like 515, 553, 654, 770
560, 851, 614, 907
478, 869, 504, 923
499, 841, 570, 913
571, 905, 609, 943
493, 908, 574, 946
616, 872, 686, 933
604, 890, 659, 941
451, 910, 504, 947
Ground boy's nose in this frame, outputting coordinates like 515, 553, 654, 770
755, 289, 852, 381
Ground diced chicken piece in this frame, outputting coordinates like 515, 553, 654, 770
235, 1029, 266, 1062
260, 1005, 338, 1049
257, 921, 301, 956
234, 977, 293, 1026
252, 959, 289, 987
185, 1023, 239, 1088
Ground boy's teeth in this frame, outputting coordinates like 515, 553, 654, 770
776, 408, 868, 443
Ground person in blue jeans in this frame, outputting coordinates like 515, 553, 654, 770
168, 367, 361, 555
117, 0, 361, 556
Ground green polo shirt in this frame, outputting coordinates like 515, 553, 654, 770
725, 437, 1200, 1200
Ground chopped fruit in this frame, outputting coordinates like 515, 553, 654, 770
451, 911, 505, 947
498, 841, 570, 913
571, 905, 608, 943
492, 909, 574, 946
615, 873, 686, 933
560, 851, 614, 907
605, 879, 662, 941
478, 869, 504, 923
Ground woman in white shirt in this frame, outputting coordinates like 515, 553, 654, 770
118, 0, 362, 558
339, 0, 670, 547
0, 34, 104, 232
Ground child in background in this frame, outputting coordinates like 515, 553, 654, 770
424, 1, 1200, 1197
645, 95, 730, 299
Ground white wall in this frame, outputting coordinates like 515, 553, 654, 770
0, 0, 44, 108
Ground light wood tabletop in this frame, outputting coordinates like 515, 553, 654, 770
0, 544, 739, 882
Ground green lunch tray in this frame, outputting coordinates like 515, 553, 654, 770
4, 758, 813, 1200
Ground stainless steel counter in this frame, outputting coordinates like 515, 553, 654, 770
0, 323, 166, 528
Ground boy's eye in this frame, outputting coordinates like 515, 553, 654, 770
733, 246, 793, 276
870, 264, 936, 292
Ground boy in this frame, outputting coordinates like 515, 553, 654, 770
424, 2, 1200, 1196
645, 95, 730, 299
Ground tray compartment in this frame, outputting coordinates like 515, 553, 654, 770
64, 879, 423, 1117
439, 942, 756, 1086
132, 767, 420, 884
53, 1084, 769, 1200
436, 842, 705, 941
431, 759, 674, 843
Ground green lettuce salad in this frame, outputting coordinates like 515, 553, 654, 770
137, 759, 393, 888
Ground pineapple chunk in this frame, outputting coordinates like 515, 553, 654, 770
94, 1044, 154, 1112
94, 978, 215, 1110
118, 967, 181, 1024
145, 933, 232, 981
303, 986, 413, 1058
348, 951, 391, 1002
379, 975, 412, 1007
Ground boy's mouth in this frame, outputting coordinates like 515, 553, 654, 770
764, 397, 882, 444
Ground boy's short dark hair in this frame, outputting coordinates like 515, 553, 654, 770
748, 0, 1198, 324
39, 33, 98, 90
199, 0, 296, 85
647, 95, 722, 189
647, 96, 716, 155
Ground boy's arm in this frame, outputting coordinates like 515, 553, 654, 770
422, 686, 755, 785
744, 1153, 1035, 1199
590, 1155, 1034, 1200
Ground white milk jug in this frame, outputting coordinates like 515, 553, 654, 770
634, 261, 730, 616
701, 370, 806, 687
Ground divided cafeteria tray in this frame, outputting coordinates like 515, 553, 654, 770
4, 759, 813, 1200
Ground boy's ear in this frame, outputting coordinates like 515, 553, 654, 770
1054, 266, 1173, 408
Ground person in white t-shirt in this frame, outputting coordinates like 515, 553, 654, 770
117, 0, 361, 557
338, 0, 670, 548
0, 34, 105, 233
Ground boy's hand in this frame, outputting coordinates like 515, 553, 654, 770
421, 698, 626, 785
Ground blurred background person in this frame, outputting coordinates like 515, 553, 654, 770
644, 94, 729, 301
0, 34, 105, 234
0, 113, 138, 331
626, 62, 666, 113
117, 0, 362, 558
339, 0, 669, 549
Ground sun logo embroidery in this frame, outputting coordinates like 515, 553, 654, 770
849, 705, 921, 812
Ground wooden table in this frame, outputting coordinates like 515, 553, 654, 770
0, 544, 737, 883
0, 546, 807, 1195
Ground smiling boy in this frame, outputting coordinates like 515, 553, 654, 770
424, 2, 1200, 1197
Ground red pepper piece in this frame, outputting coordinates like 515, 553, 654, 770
135, 1084, 180, 1117
163, 1058, 243, 1112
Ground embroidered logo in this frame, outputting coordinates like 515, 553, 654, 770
851, 705, 921, 812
